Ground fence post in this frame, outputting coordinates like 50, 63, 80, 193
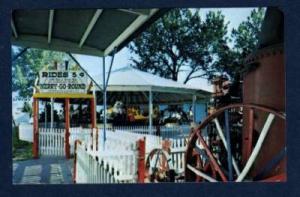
33, 98, 39, 159
73, 140, 82, 183
90, 97, 96, 129
155, 125, 161, 136
137, 138, 145, 183
65, 98, 70, 159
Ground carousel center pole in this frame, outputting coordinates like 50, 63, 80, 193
44, 101, 47, 127
192, 95, 197, 123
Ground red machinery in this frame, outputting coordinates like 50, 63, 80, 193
185, 8, 286, 182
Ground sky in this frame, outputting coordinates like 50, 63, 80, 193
73, 8, 258, 92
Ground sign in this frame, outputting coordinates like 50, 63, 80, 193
39, 67, 89, 94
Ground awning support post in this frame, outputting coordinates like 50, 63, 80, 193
67, 52, 103, 91
105, 47, 117, 90
102, 47, 117, 150
149, 90, 153, 134
102, 56, 107, 151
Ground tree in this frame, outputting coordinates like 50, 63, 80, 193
232, 8, 265, 59
22, 101, 32, 117
12, 47, 70, 98
129, 8, 265, 83
129, 9, 229, 83
214, 8, 265, 79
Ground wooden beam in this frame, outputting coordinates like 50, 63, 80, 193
104, 9, 159, 55
11, 18, 18, 38
79, 9, 103, 48
48, 10, 55, 44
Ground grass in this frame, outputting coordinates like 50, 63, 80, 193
13, 126, 33, 161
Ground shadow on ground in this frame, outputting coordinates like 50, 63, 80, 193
13, 156, 74, 184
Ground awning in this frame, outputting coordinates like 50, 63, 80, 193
11, 9, 167, 56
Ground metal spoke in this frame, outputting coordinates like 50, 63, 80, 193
187, 164, 217, 182
236, 113, 275, 182
196, 131, 228, 181
213, 118, 241, 175
224, 109, 233, 180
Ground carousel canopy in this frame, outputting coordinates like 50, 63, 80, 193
11, 9, 167, 56
94, 66, 211, 105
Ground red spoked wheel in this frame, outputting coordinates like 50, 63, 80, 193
185, 104, 286, 182
145, 148, 176, 182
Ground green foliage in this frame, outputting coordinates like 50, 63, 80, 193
12, 48, 71, 98
130, 8, 265, 83
12, 126, 32, 160
130, 9, 229, 83
232, 8, 265, 57
22, 101, 32, 117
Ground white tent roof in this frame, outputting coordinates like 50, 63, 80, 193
93, 67, 211, 104
96, 67, 210, 93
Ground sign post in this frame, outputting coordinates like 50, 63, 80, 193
33, 98, 39, 159
65, 98, 70, 159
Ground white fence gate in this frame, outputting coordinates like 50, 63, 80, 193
39, 128, 65, 156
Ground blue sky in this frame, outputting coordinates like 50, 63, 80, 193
73, 8, 259, 92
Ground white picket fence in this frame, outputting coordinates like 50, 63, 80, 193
39, 128, 65, 156
69, 127, 91, 155
98, 124, 191, 140
75, 130, 141, 183
38, 125, 189, 182
37, 124, 191, 156
169, 138, 188, 174
76, 142, 119, 183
